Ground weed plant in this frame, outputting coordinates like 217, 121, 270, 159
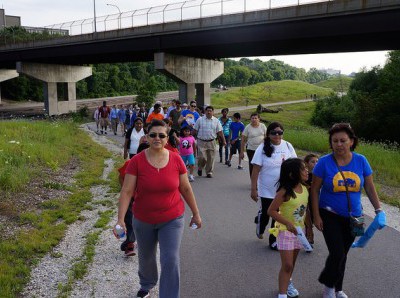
0, 119, 111, 297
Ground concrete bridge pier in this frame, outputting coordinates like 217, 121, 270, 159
154, 52, 223, 107
0, 69, 19, 105
16, 62, 92, 115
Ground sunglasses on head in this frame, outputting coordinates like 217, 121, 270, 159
270, 130, 284, 136
148, 133, 167, 139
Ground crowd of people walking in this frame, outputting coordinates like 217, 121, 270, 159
101, 98, 385, 298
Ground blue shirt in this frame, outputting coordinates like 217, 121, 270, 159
181, 109, 200, 129
230, 121, 245, 140
313, 152, 372, 217
110, 108, 118, 119
218, 117, 232, 137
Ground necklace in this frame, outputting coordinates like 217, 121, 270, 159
146, 150, 168, 172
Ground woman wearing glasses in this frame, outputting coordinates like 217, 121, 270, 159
115, 119, 202, 298
250, 123, 297, 251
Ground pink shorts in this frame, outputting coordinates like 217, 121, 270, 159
277, 230, 303, 250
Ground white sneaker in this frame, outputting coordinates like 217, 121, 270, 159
287, 279, 299, 297
336, 291, 348, 298
189, 174, 195, 182
323, 286, 335, 298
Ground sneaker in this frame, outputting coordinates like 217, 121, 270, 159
120, 239, 129, 251
287, 279, 299, 298
125, 242, 136, 257
189, 174, 195, 182
336, 291, 348, 298
323, 286, 335, 298
269, 242, 278, 251
104, 131, 107, 135
227, 160, 231, 167
137, 289, 150, 298
206, 173, 213, 178
225, 160, 229, 165
238, 165, 243, 170
197, 169, 202, 177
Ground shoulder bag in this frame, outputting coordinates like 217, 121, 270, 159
332, 155, 365, 237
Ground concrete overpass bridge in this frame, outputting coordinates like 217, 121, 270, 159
1, 0, 400, 115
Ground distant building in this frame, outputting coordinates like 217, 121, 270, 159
318, 68, 341, 76
0, 9, 21, 28
0, 9, 68, 35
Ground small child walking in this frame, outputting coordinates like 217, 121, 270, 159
227, 112, 245, 169
179, 126, 196, 182
267, 158, 309, 298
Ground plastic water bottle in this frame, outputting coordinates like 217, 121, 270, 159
190, 223, 198, 230
115, 224, 125, 238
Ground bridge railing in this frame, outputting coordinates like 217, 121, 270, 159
45, 0, 331, 35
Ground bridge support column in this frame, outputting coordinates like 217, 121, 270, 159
0, 69, 19, 105
154, 53, 223, 107
16, 62, 91, 116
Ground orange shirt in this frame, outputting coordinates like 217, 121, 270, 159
146, 112, 164, 123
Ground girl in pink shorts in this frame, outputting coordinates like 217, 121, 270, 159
267, 158, 309, 298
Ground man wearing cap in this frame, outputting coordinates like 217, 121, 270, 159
148, 100, 165, 116
193, 105, 226, 178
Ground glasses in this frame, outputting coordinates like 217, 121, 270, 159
270, 130, 284, 136
191, 105, 197, 108
148, 133, 167, 139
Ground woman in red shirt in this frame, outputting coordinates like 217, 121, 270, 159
115, 119, 202, 298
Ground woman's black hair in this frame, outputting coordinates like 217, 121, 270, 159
133, 117, 143, 124
168, 128, 179, 148
328, 123, 358, 151
147, 119, 168, 132
263, 122, 284, 157
276, 158, 306, 199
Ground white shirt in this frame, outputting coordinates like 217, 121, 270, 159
251, 140, 297, 198
242, 123, 267, 150
129, 128, 145, 155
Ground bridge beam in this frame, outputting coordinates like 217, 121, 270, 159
154, 53, 223, 107
0, 69, 19, 105
16, 62, 92, 116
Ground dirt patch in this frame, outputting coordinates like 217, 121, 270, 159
0, 158, 80, 241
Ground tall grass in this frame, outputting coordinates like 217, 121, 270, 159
0, 120, 112, 297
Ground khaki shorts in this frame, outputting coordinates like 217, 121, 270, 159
100, 118, 110, 127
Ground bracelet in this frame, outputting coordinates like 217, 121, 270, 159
375, 208, 383, 214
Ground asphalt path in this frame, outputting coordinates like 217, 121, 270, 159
92, 123, 400, 298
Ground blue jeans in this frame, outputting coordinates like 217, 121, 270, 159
133, 215, 184, 298
219, 135, 230, 162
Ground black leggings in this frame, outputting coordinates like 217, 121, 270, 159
255, 197, 276, 245
246, 149, 256, 178
318, 208, 355, 291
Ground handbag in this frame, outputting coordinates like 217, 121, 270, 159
332, 156, 365, 237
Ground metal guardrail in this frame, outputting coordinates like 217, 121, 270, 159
43, 0, 333, 35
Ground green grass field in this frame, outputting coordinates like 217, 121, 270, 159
211, 80, 332, 108
315, 75, 353, 92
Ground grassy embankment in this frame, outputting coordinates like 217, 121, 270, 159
314, 75, 353, 92
211, 80, 333, 108
0, 120, 118, 297
212, 80, 400, 207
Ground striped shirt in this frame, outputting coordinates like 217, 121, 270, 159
194, 116, 223, 140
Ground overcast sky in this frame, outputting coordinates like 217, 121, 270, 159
2, 0, 390, 74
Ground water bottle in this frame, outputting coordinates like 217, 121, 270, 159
190, 223, 198, 230
115, 224, 125, 238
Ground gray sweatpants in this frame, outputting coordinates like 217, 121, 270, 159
133, 215, 184, 298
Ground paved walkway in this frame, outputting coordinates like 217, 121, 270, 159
91, 121, 400, 298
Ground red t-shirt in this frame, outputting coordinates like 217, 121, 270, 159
126, 150, 187, 224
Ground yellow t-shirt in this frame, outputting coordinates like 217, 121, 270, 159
269, 184, 309, 237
